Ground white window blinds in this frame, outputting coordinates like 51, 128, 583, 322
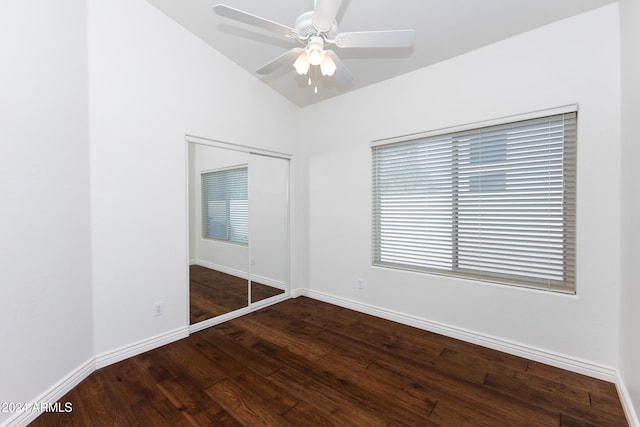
202, 166, 248, 244
372, 111, 576, 292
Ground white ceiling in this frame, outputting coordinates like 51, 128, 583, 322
145, 0, 616, 107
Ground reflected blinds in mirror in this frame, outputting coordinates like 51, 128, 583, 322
201, 166, 248, 244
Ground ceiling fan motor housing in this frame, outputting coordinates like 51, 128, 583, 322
295, 11, 337, 41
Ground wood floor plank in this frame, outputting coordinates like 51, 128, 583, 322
280, 401, 341, 427
30, 297, 628, 427
266, 367, 393, 427
127, 397, 192, 427
484, 368, 624, 427
359, 344, 562, 426
232, 314, 332, 362
154, 372, 238, 426
205, 378, 293, 426
161, 337, 229, 389
525, 359, 624, 418
244, 334, 445, 426
198, 327, 282, 377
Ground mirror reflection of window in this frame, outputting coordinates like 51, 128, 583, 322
201, 166, 248, 244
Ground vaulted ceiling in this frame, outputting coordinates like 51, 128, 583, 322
145, 0, 617, 106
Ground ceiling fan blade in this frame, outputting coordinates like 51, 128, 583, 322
326, 50, 353, 86
334, 30, 415, 48
256, 48, 305, 75
213, 4, 298, 38
312, 0, 342, 32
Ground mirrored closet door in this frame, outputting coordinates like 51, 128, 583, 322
248, 153, 288, 306
188, 140, 290, 329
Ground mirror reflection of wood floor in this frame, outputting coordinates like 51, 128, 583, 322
31, 297, 628, 426
190, 264, 284, 324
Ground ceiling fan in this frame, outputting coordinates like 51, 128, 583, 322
213, 0, 415, 89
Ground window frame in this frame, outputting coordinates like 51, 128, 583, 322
371, 106, 577, 293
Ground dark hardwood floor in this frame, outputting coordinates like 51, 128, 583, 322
31, 297, 628, 426
190, 265, 285, 324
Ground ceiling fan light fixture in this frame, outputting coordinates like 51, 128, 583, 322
293, 52, 310, 75
320, 54, 336, 76
306, 36, 325, 66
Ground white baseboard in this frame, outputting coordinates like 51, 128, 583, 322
192, 259, 248, 280
290, 287, 306, 298
95, 326, 189, 369
617, 373, 640, 427
297, 289, 618, 383
5, 357, 95, 427
190, 307, 251, 333
192, 259, 286, 290
251, 274, 286, 290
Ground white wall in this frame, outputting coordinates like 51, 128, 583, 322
249, 154, 290, 288
301, 5, 621, 372
0, 1, 93, 424
88, 0, 299, 358
619, 0, 640, 423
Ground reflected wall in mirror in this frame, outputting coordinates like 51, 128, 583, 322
188, 142, 290, 327
249, 153, 288, 304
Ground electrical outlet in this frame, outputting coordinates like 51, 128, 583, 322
154, 302, 164, 317
357, 278, 364, 289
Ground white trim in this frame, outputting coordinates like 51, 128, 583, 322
186, 141, 194, 327
4, 357, 95, 427
249, 292, 289, 311
94, 327, 189, 369
251, 274, 287, 290
189, 293, 289, 333
372, 104, 579, 147
190, 306, 252, 333
290, 287, 306, 298
200, 163, 248, 175
617, 373, 640, 427
186, 134, 293, 160
288, 157, 296, 303
297, 289, 618, 382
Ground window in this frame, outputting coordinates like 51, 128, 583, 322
372, 109, 576, 293
202, 166, 248, 244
